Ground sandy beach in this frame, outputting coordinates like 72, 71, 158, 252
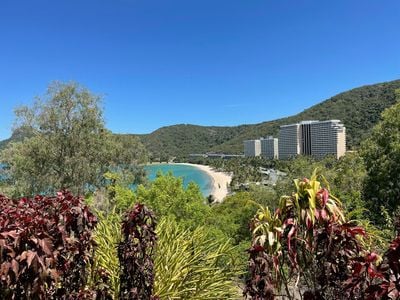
176, 163, 232, 202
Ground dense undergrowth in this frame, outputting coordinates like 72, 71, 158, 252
2, 169, 400, 299
244, 171, 400, 299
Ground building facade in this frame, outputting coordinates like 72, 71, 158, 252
260, 136, 279, 159
244, 139, 261, 157
278, 123, 301, 159
310, 120, 346, 159
278, 120, 346, 159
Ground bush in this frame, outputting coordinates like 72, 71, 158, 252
0, 191, 105, 299
118, 203, 158, 300
135, 173, 211, 230
92, 210, 122, 299
244, 171, 376, 299
154, 217, 240, 299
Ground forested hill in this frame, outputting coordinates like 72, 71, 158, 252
135, 79, 400, 158
1, 79, 400, 158
0, 128, 31, 151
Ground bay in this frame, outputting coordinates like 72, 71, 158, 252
143, 164, 213, 197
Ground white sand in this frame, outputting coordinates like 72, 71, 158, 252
176, 163, 232, 202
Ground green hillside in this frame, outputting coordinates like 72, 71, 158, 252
2, 79, 400, 158
137, 79, 400, 157
0, 128, 31, 151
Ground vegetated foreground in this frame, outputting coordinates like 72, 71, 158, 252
2, 171, 400, 299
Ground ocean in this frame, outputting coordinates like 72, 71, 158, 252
143, 164, 213, 197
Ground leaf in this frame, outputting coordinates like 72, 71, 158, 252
11, 259, 19, 277
268, 232, 275, 247
27, 250, 37, 268
38, 238, 53, 256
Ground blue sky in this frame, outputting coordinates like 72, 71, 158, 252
1, 0, 399, 140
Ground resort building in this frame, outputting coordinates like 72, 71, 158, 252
244, 139, 261, 157
278, 120, 346, 159
278, 123, 301, 159
260, 136, 279, 159
310, 120, 346, 159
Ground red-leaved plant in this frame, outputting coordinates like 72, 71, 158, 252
118, 203, 158, 300
243, 170, 394, 300
0, 191, 104, 299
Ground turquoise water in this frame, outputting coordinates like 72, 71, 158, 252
143, 164, 213, 196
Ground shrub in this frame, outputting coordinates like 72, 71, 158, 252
0, 191, 102, 299
91, 210, 122, 299
244, 171, 381, 299
154, 217, 240, 299
135, 173, 211, 230
118, 203, 157, 300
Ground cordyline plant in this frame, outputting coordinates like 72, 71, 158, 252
118, 203, 158, 300
243, 170, 392, 300
0, 191, 111, 299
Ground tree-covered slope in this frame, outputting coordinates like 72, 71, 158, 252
0, 128, 31, 151
134, 124, 251, 159
138, 79, 400, 157
2, 79, 400, 158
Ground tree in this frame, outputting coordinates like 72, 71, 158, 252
0, 82, 147, 196
135, 173, 210, 230
361, 89, 400, 223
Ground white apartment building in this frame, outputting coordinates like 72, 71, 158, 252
278, 123, 301, 159
310, 120, 346, 159
278, 120, 346, 159
260, 136, 279, 159
244, 139, 261, 157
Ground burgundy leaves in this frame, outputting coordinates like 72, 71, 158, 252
118, 203, 158, 300
244, 172, 394, 300
0, 192, 97, 299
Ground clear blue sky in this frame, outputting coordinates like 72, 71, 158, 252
1, 0, 399, 140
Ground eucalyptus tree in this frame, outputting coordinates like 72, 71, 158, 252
0, 81, 147, 196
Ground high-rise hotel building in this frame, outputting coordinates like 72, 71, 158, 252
260, 136, 279, 159
278, 123, 301, 159
278, 120, 346, 159
244, 139, 261, 157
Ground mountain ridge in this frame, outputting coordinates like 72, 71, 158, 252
2, 79, 400, 158
134, 79, 400, 158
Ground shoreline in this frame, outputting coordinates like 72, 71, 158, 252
175, 163, 232, 203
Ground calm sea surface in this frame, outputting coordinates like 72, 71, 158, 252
143, 164, 213, 196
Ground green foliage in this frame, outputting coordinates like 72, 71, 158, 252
210, 192, 258, 244
154, 217, 240, 300
137, 124, 246, 161
274, 153, 367, 221
244, 171, 375, 299
135, 173, 210, 229
247, 184, 279, 209
91, 210, 122, 299
136, 79, 400, 158
192, 157, 273, 188
103, 172, 136, 213
112, 134, 149, 166
245, 169, 400, 299
361, 89, 400, 224
0, 82, 148, 197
